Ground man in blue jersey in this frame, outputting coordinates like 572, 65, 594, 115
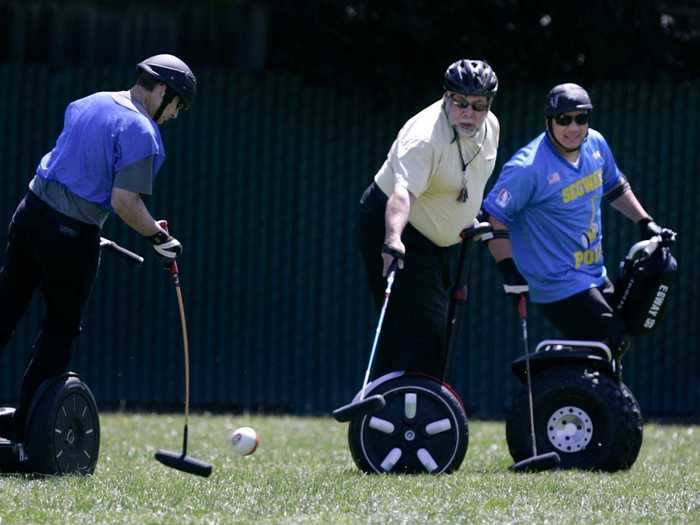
482, 83, 674, 356
0, 54, 196, 441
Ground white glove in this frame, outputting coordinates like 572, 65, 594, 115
150, 231, 182, 261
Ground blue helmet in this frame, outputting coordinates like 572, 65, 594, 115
443, 59, 498, 98
137, 54, 197, 110
545, 83, 592, 117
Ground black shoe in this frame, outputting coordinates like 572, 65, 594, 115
0, 408, 17, 441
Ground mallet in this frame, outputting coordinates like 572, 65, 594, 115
154, 221, 212, 478
508, 294, 560, 473
332, 261, 400, 422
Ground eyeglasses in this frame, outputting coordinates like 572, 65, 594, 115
553, 113, 590, 126
448, 94, 490, 112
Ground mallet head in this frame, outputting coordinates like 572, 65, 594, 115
508, 451, 560, 473
332, 394, 386, 423
155, 449, 212, 478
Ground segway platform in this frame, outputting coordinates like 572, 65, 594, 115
0, 437, 23, 473
0, 441, 18, 472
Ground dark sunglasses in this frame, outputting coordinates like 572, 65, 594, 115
448, 94, 490, 112
554, 113, 590, 126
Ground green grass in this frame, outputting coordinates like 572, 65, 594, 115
0, 415, 698, 524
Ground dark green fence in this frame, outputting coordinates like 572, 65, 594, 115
0, 64, 697, 418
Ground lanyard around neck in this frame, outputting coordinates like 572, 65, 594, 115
453, 124, 487, 202
455, 129, 484, 171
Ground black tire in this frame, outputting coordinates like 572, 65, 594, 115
24, 375, 100, 475
506, 366, 642, 472
348, 373, 468, 474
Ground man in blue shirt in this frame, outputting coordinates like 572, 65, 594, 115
482, 83, 674, 355
0, 54, 196, 441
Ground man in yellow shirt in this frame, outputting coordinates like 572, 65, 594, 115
356, 59, 500, 380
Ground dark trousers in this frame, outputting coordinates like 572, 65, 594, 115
0, 191, 100, 438
356, 183, 461, 380
538, 286, 626, 354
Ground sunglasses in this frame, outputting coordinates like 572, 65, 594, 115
448, 94, 490, 112
554, 113, 590, 126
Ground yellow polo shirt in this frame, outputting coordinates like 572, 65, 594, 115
374, 99, 500, 247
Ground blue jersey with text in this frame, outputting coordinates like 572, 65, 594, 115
483, 130, 625, 303
35, 92, 164, 209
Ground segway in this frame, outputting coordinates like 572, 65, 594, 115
0, 374, 100, 475
0, 237, 143, 475
505, 231, 677, 471
335, 223, 492, 474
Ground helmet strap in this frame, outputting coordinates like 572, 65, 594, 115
153, 86, 177, 122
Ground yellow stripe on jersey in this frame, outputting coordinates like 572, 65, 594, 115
561, 169, 603, 203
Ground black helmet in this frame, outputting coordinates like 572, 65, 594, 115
443, 59, 498, 98
545, 83, 592, 117
137, 54, 197, 110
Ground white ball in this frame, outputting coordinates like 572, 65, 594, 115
231, 426, 258, 456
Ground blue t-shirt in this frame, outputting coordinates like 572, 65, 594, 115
483, 130, 625, 303
35, 92, 165, 209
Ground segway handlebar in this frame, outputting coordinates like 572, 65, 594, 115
624, 231, 677, 263
100, 237, 144, 265
461, 221, 493, 242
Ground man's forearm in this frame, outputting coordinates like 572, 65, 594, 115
487, 216, 513, 262
111, 188, 161, 237
384, 185, 413, 245
610, 189, 649, 222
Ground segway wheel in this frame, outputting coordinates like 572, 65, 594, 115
348, 373, 468, 474
25, 375, 100, 475
506, 366, 642, 472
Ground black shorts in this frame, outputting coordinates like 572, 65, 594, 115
538, 286, 626, 351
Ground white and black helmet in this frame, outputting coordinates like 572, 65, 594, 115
443, 59, 498, 99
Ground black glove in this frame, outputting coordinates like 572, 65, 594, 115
496, 258, 528, 305
381, 243, 405, 275
637, 217, 676, 241
150, 230, 183, 262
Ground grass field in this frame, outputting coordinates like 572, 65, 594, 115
0, 414, 697, 524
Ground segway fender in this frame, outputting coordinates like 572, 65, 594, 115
351, 371, 406, 402
511, 339, 616, 382
356, 370, 466, 410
